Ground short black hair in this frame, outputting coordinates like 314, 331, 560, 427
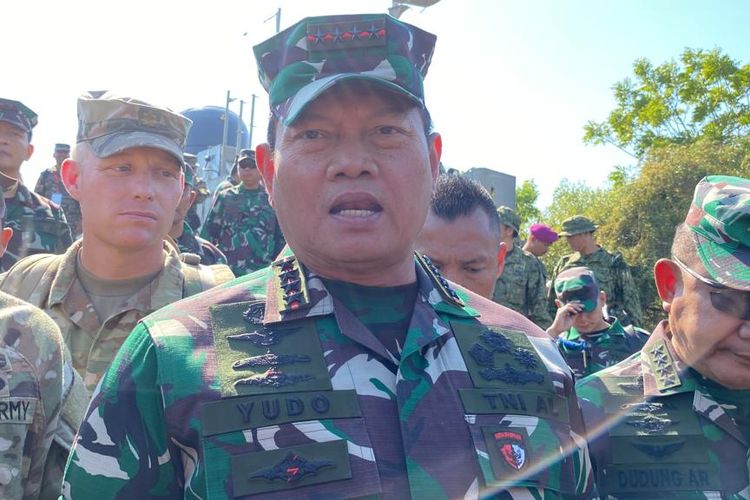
430, 174, 500, 238
265, 81, 433, 150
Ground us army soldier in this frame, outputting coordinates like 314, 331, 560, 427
64, 14, 593, 499
34, 143, 83, 239
0, 98, 72, 271
577, 175, 750, 497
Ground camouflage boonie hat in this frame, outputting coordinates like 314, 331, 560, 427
559, 215, 597, 236
0, 98, 37, 136
253, 13, 436, 125
685, 175, 750, 290
496, 206, 520, 234
554, 266, 600, 312
76, 92, 192, 165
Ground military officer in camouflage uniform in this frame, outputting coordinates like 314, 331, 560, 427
201, 148, 285, 276
577, 175, 750, 498
0, 92, 233, 393
492, 206, 553, 329
34, 143, 83, 239
0, 98, 72, 272
63, 14, 594, 499
547, 215, 643, 327
169, 158, 228, 265
183, 152, 205, 232
0, 192, 66, 499
546, 267, 648, 380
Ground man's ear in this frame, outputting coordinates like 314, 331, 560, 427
0, 227, 13, 257
428, 133, 442, 184
25, 143, 34, 162
256, 143, 275, 204
654, 258, 680, 314
496, 241, 507, 278
61, 158, 82, 201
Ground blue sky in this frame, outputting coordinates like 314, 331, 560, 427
4, 0, 748, 209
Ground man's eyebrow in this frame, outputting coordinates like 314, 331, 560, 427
462, 257, 488, 265
294, 105, 409, 126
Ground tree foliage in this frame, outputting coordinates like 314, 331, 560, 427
515, 179, 542, 238
583, 48, 750, 159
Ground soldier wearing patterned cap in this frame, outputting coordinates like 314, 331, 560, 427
0, 98, 72, 271
168, 158, 230, 266
546, 266, 648, 380
577, 175, 750, 497
35, 143, 83, 238
492, 206, 553, 329
547, 214, 644, 327
201, 147, 286, 276
64, 14, 593, 499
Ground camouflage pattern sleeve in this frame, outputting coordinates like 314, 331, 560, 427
527, 255, 553, 329
62, 324, 179, 499
611, 255, 643, 327
33, 170, 52, 199
200, 191, 225, 244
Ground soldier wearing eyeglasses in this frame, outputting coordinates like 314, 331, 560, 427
201, 148, 285, 276
577, 175, 750, 498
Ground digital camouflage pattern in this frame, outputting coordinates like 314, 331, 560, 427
685, 175, 750, 290
548, 246, 643, 327
577, 322, 750, 498
62, 252, 594, 499
1, 177, 72, 272
558, 216, 597, 237
556, 316, 648, 380
201, 184, 285, 276
0, 240, 232, 393
34, 167, 83, 238
253, 13, 436, 125
0, 98, 37, 134
0, 290, 63, 499
176, 221, 228, 265
492, 243, 553, 329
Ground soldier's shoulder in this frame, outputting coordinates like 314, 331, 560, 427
461, 286, 550, 340
0, 290, 63, 352
577, 351, 643, 393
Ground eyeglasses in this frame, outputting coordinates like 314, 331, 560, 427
239, 161, 256, 170
672, 255, 750, 320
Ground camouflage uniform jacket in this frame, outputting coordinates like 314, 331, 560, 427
548, 247, 643, 327
556, 316, 648, 380
177, 221, 228, 265
0, 240, 232, 392
201, 184, 285, 276
492, 243, 553, 329
1, 181, 72, 272
34, 166, 83, 239
576, 322, 750, 498
0, 291, 63, 500
63, 253, 595, 499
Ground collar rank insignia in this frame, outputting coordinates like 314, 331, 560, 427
494, 431, 527, 470
234, 367, 314, 388
417, 253, 465, 306
249, 451, 333, 483
273, 257, 310, 314
645, 340, 682, 392
232, 352, 311, 370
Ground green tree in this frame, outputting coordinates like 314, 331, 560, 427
584, 48, 750, 159
515, 179, 542, 238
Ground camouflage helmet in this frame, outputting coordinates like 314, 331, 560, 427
685, 175, 750, 290
554, 266, 600, 312
496, 206, 520, 235
253, 13, 436, 125
559, 215, 597, 236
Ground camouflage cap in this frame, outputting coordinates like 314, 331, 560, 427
554, 266, 600, 312
54, 143, 71, 153
183, 164, 196, 187
76, 92, 192, 165
0, 98, 38, 136
685, 175, 750, 290
238, 148, 255, 163
183, 153, 198, 167
559, 215, 597, 236
253, 13, 436, 125
496, 206, 520, 234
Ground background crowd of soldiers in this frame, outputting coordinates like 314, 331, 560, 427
0, 10, 747, 499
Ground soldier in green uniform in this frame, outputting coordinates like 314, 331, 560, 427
0, 98, 72, 271
169, 159, 228, 265
63, 14, 594, 499
577, 175, 750, 498
0, 92, 234, 394
547, 215, 643, 327
416, 174, 506, 298
0, 192, 66, 499
34, 143, 83, 239
492, 206, 553, 329
546, 266, 648, 380
183, 153, 205, 232
201, 148, 285, 276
